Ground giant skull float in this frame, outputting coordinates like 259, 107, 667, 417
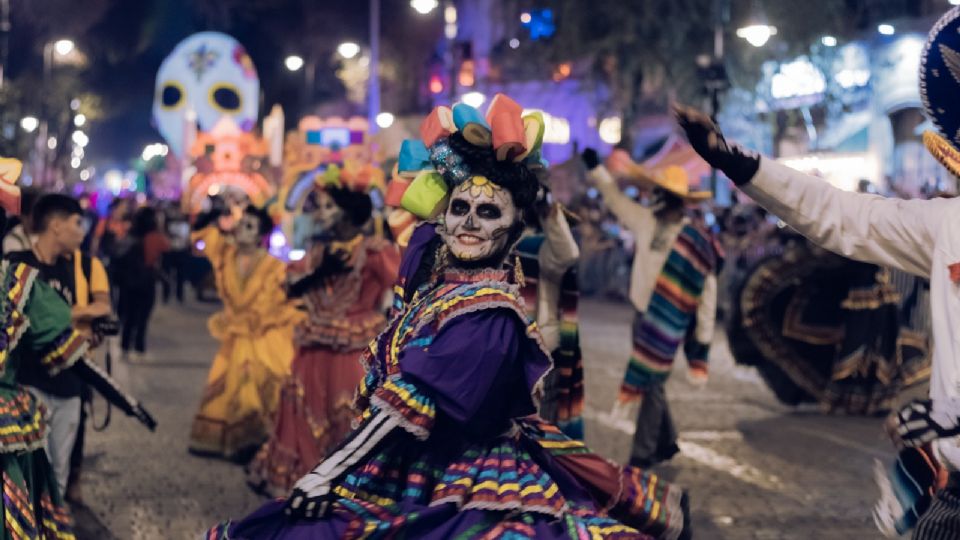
153, 32, 260, 157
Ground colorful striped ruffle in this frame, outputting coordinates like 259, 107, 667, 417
40, 328, 88, 376
431, 439, 568, 517
370, 376, 435, 440
3, 470, 38, 539
39, 490, 75, 539
0, 391, 45, 453
0, 264, 37, 376
620, 225, 714, 402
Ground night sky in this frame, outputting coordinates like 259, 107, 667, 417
4, 0, 440, 168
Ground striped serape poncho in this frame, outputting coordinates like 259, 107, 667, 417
620, 223, 716, 403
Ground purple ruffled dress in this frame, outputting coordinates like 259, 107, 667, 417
208, 225, 687, 540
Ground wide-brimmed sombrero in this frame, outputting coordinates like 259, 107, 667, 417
605, 148, 712, 201
921, 7, 960, 177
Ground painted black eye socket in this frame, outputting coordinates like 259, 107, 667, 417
210, 84, 242, 112
477, 203, 502, 219
450, 199, 470, 216
160, 81, 185, 110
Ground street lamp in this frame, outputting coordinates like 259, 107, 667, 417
821, 36, 838, 47
53, 39, 74, 57
73, 113, 86, 127
410, 0, 438, 14
20, 116, 38, 133
284, 55, 304, 71
736, 24, 777, 47
878, 24, 895, 36
337, 42, 361, 59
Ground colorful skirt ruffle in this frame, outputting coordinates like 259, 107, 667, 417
0, 449, 75, 540
247, 346, 366, 497
209, 419, 687, 540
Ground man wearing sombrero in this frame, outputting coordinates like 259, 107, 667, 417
674, 7, 960, 537
583, 150, 718, 469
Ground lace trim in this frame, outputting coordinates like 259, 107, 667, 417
369, 394, 430, 441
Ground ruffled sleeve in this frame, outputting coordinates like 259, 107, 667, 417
398, 309, 540, 431
24, 278, 88, 376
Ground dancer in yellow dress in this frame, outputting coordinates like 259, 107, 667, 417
189, 204, 304, 460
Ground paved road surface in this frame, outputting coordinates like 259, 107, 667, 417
73, 297, 896, 539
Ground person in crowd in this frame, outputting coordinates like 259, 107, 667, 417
2, 187, 40, 254
516, 191, 585, 439
248, 181, 399, 497
78, 192, 100, 255
114, 206, 169, 361
189, 205, 303, 461
209, 95, 689, 540
584, 153, 718, 469
161, 203, 191, 304
4, 194, 113, 500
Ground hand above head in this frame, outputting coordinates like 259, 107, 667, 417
581, 148, 601, 171
672, 103, 760, 186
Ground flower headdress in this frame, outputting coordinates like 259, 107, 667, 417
387, 93, 548, 220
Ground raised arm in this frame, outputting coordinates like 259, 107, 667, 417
741, 159, 948, 278
675, 104, 947, 278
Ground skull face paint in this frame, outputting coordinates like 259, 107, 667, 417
153, 32, 260, 157
235, 213, 263, 248
442, 176, 518, 263
312, 190, 343, 232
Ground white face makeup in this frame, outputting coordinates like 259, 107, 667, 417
235, 213, 262, 248
442, 176, 517, 263
312, 190, 343, 232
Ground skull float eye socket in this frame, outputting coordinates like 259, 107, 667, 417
160, 81, 185, 110
209, 83, 242, 113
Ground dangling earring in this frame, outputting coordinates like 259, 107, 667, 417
513, 254, 525, 284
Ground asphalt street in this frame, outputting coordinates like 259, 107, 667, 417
72, 296, 896, 539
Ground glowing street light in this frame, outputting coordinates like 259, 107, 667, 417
410, 0, 438, 14
598, 117, 622, 145
284, 55, 305, 71
375, 112, 395, 129
47, 137, 57, 150
141, 143, 169, 161
71, 130, 89, 148
337, 42, 361, 59
878, 24, 895, 36
54, 39, 75, 57
20, 116, 38, 133
736, 25, 777, 48
821, 36, 838, 47
73, 114, 86, 127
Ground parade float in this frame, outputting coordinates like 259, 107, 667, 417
279, 115, 385, 255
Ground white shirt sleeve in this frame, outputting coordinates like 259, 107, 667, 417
742, 159, 949, 278
694, 272, 717, 345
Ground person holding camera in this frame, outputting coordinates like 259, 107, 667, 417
5, 194, 113, 501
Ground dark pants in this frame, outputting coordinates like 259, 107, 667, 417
161, 250, 189, 303
629, 381, 679, 467
915, 481, 960, 539
120, 282, 156, 353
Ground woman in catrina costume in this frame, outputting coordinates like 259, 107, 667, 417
189, 204, 304, 461
209, 95, 689, 540
248, 170, 400, 497
0, 159, 156, 539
